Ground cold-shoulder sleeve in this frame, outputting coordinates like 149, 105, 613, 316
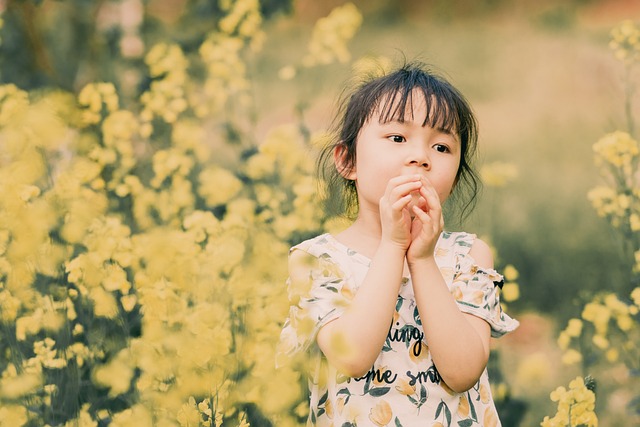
276, 242, 354, 366
450, 234, 519, 338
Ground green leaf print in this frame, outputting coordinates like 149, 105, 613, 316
458, 420, 473, 427
394, 417, 404, 427
367, 386, 391, 397
413, 306, 422, 326
435, 400, 451, 426
337, 388, 351, 396
419, 383, 428, 404
318, 390, 328, 406
396, 296, 404, 312
468, 391, 478, 421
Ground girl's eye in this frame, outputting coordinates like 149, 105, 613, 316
434, 144, 449, 153
389, 135, 405, 143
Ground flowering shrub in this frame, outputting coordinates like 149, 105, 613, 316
545, 19, 640, 426
0, 2, 365, 426
541, 377, 598, 427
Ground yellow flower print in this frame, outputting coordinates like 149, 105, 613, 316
457, 393, 470, 417
479, 383, 491, 404
324, 398, 334, 419
472, 290, 484, 305
369, 400, 392, 426
451, 285, 463, 301
394, 377, 416, 396
409, 341, 429, 364
483, 406, 499, 427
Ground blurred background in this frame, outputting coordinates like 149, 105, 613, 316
1, 0, 639, 426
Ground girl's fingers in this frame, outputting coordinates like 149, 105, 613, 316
417, 184, 440, 213
385, 175, 422, 202
391, 194, 412, 212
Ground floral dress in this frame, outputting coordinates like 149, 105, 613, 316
277, 232, 519, 427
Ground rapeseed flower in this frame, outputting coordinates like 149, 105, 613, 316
541, 377, 598, 427
303, 3, 362, 67
610, 20, 640, 64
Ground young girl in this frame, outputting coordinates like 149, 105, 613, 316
277, 62, 518, 426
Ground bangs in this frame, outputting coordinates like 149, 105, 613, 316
364, 70, 471, 137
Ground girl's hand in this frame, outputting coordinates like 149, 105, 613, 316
379, 174, 423, 251
407, 177, 444, 263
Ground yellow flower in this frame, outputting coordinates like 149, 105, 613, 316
557, 331, 571, 350
631, 287, 640, 307
593, 131, 639, 169
502, 282, 519, 302
502, 264, 519, 281
0, 404, 28, 427
394, 377, 416, 396
110, 404, 153, 427
198, 166, 242, 206
565, 318, 583, 338
177, 397, 201, 427
278, 65, 297, 81
582, 302, 610, 335
592, 334, 609, 349
561, 349, 582, 365
605, 347, 619, 362
610, 20, 640, 64
92, 349, 134, 397
303, 3, 363, 67
89, 287, 119, 319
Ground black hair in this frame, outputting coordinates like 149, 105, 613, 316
318, 60, 481, 222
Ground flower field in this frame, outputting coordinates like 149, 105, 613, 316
0, 1, 638, 426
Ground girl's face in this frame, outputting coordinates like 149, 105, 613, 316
340, 91, 462, 217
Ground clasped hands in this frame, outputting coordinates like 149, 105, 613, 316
379, 174, 444, 263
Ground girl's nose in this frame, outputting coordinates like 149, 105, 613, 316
408, 149, 430, 169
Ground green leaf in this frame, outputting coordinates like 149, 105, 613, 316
368, 386, 391, 397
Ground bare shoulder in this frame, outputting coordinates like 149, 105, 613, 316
468, 236, 494, 269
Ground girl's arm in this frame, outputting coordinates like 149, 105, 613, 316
409, 240, 492, 393
407, 179, 492, 392
316, 241, 405, 377
316, 175, 423, 377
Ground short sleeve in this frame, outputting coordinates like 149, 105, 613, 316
450, 237, 519, 338
276, 246, 353, 366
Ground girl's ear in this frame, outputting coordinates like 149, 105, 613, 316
333, 144, 356, 180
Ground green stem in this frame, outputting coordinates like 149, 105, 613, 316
624, 63, 636, 137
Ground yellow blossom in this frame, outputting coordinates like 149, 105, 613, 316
303, 3, 363, 67
0, 404, 28, 427
565, 318, 583, 337
198, 166, 243, 206
610, 20, 640, 64
592, 334, 609, 349
92, 349, 134, 397
561, 349, 582, 365
593, 131, 639, 173
502, 282, 520, 302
